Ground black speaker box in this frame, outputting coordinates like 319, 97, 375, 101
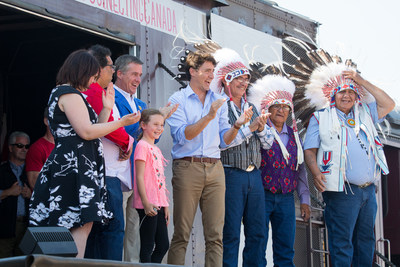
19, 227, 77, 257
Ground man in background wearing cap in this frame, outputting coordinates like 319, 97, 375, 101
166, 51, 252, 267
304, 70, 395, 266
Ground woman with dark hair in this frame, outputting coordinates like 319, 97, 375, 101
29, 50, 140, 258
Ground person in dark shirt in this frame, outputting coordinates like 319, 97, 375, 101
0, 131, 31, 258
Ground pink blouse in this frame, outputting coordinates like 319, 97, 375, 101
133, 140, 169, 209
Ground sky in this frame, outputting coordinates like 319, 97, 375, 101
274, 0, 400, 104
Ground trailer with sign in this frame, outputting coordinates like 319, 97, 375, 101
0, 0, 393, 266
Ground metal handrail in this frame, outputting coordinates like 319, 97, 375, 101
377, 238, 392, 262
375, 250, 396, 267
306, 204, 329, 267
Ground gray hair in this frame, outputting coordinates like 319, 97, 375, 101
9, 131, 30, 145
115, 55, 143, 74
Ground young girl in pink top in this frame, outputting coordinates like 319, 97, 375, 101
133, 109, 169, 263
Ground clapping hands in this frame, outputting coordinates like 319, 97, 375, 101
102, 82, 115, 111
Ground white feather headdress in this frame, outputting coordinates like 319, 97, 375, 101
283, 37, 375, 127
209, 48, 250, 94
306, 62, 373, 109
248, 73, 303, 168
249, 75, 296, 113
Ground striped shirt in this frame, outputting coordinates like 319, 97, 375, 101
221, 98, 274, 170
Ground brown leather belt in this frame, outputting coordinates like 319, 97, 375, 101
178, 157, 219, 164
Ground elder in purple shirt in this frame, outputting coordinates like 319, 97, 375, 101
248, 74, 310, 267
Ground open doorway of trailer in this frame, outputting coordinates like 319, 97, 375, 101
0, 5, 134, 160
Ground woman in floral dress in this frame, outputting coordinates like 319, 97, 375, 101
29, 50, 140, 258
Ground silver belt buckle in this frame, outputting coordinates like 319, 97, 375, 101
359, 182, 371, 188
246, 164, 255, 172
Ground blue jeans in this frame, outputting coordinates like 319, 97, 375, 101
85, 177, 125, 261
223, 167, 266, 267
323, 183, 377, 267
262, 190, 295, 267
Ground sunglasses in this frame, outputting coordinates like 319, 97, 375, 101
11, 143, 30, 149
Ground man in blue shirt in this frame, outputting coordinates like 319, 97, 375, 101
167, 51, 252, 267
304, 69, 395, 266
113, 55, 147, 263
0, 131, 31, 258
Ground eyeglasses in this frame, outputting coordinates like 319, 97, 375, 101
271, 105, 291, 112
235, 76, 250, 84
106, 64, 116, 70
11, 143, 30, 149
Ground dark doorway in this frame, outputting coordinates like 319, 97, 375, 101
0, 4, 131, 159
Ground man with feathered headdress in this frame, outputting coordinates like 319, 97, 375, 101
302, 61, 395, 266
248, 72, 311, 267
210, 47, 272, 267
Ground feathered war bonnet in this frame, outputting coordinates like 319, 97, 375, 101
283, 36, 374, 137
209, 47, 251, 100
247, 68, 303, 169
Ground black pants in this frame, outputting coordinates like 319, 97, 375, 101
137, 207, 169, 263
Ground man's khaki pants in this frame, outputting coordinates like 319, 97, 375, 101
167, 159, 225, 267
122, 190, 140, 262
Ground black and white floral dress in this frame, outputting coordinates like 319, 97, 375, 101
29, 85, 112, 229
